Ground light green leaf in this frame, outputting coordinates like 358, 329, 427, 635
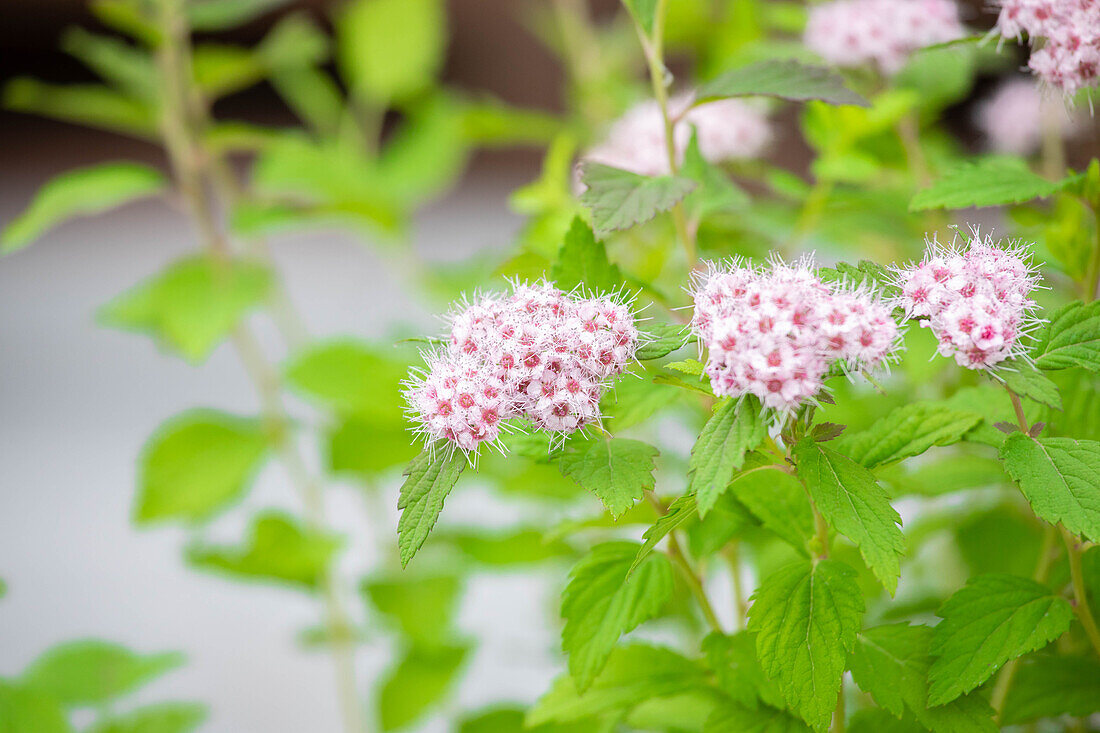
701, 632, 784, 710
704, 701, 811, 733
192, 44, 265, 98
631, 494, 695, 572
3, 162, 165, 253
3, 78, 158, 138
557, 439, 658, 518
187, 0, 293, 30
89, 0, 162, 46
928, 574, 1074, 706
135, 410, 269, 524
601, 378, 682, 432
551, 217, 624, 294
337, 0, 445, 103
681, 129, 748, 219
728, 460, 814, 554
284, 339, 407, 423
562, 542, 673, 690
1033, 300, 1100, 372
834, 403, 982, 469
22, 641, 183, 707
1001, 656, 1100, 725
877, 454, 1007, 498
100, 256, 272, 362
999, 434, 1100, 541
60, 27, 158, 101
363, 573, 460, 645
998, 359, 1062, 410
327, 416, 418, 475
688, 398, 767, 516
846, 710, 924, 733
666, 359, 704, 375
186, 512, 341, 591
910, 159, 1062, 211
579, 163, 696, 237
794, 440, 904, 594
457, 707, 603, 733
85, 702, 207, 733
635, 321, 692, 360
0, 682, 72, 733
435, 528, 574, 566
460, 98, 564, 147
696, 59, 869, 107
818, 260, 900, 297
397, 448, 467, 567
377, 643, 468, 732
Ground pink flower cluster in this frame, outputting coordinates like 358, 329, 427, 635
804, 0, 965, 74
976, 78, 1086, 155
405, 282, 639, 453
690, 257, 901, 412
581, 95, 771, 179
893, 233, 1040, 370
995, 0, 1100, 95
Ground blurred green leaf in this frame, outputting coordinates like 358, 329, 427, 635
705, 700, 811, 732
910, 158, 1063, 211
697, 59, 869, 107
377, 643, 469, 732
681, 130, 749, 220
955, 505, 1043, 578
701, 631, 785, 710
834, 403, 982, 469
89, 0, 161, 46
327, 417, 417, 476
579, 163, 696, 237
435, 528, 574, 566
85, 702, 207, 733
1001, 655, 1100, 725
622, 0, 657, 34
187, 512, 341, 590
458, 707, 602, 733
100, 256, 272, 362
22, 641, 183, 707
3, 162, 165, 253
685, 492, 756, 558
60, 27, 158, 101
0, 682, 72, 733
3, 78, 158, 138
337, 0, 445, 103
461, 98, 563, 147
192, 44, 265, 98
187, 0, 292, 31
285, 339, 408, 423
877, 453, 1007, 498
557, 438, 658, 518
729, 457, 813, 554
135, 410, 269, 524
397, 449, 467, 567
363, 573, 460, 645
551, 217, 624, 294
373, 94, 470, 206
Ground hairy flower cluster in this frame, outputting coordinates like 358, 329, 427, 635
995, 0, 1100, 95
690, 257, 901, 412
893, 233, 1040, 370
804, 0, 965, 74
405, 282, 639, 453
581, 95, 771, 179
976, 78, 1086, 155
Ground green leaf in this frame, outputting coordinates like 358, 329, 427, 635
681, 130, 748, 219
701, 632, 784, 710
551, 217, 624, 294
622, 0, 658, 34
632, 494, 696, 572
704, 701, 811, 733
0, 682, 72, 733
834, 403, 981, 469
686, 492, 756, 558
187, 0, 292, 30
100, 256, 272, 362
3, 78, 158, 138
1033, 300, 1100, 372
562, 542, 673, 690
998, 359, 1062, 410
135, 410, 269, 524
818, 260, 900, 297
696, 59, 869, 107
601, 378, 682, 432
337, 0, 445, 103
60, 27, 158, 101
186, 512, 341, 591
527, 645, 707, 725
636, 321, 692, 360
22, 641, 183, 707
327, 416, 418, 475
377, 643, 468, 731
729, 462, 814, 554
557, 439, 658, 518
1000, 656, 1100, 725
363, 573, 460, 645
192, 44, 265, 99
85, 702, 207, 733
578, 163, 696, 237
910, 159, 1063, 211
688, 398, 768, 516
928, 574, 1074, 706
3, 162, 165, 253
457, 707, 602, 733
435, 528, 574, 566
284, 339, 407, 423
846, 710, 924, 733
396, 448, 467, 567
849, 624, 996, 733
999, 434, 1100, 541
747, 560, 864, 731
794, 440, 904, 594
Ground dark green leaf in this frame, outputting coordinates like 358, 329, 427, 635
1000, 434, 1100, 541
557, 439, 658, 518
728, 459, 814, 554
635, 321, 691, 360
631, 494, 696, 572
999, 359, 1062, 410
696, 59, 869, 107
579, 163, 696, 237
701, 632, 784, 710
834, 403, 981, 469
910, 159, 1062, 211
688, 398, 767, 516
551, 217, 624, 294
1001, 655, 1100, 725
704, 701, 811, 733
1033, 300, 1100, 372
397, 448, 467, 567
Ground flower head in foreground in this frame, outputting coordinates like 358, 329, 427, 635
994, 0, 1100, 96
690, 256, 902, 413
804, 0, 965, 75
976, 77, 1087, 155
893, 231, 1041, 370
405, 281, 639, 455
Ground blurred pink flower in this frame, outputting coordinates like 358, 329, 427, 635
976, 78, 1086, 154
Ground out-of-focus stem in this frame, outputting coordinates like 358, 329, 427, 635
833, 685, 846, 733
645, 491, 723, 632
723, 544, 748, 629
1085, 204, 1100, 302
1062, 526, 1100, 660
1040, 98, 1066, 182
897, 113, 929, 186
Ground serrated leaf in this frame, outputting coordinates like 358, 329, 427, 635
1000, 655, 1100, 725
701, 632, 785, 710
819, 261, 898, 296
704, 701, 811, 733
1033, 300, 1100, 372
135, 410, 269, 524
99, 256, 273, 362
729, 461, 814, 554
397, 448, 467, 567
579, 163, 695, 237
631, 494, 695, 573
557, 439, 658, 518
998, 359, 1062, 410
747, 560, 864, 731
551, 217, 624, 294
688, 398, 767, 516
186, 512, 341, 591
910, 159, 1062, 211
0, 682, 72, 733
3, 162, 165, 253
377, 643, 468, 732
85, 702, 207, 733
636, 321, 691, 360
794, 440, 904, 594
928, 574, 1074, 706
363, 573, 460, 645
1000, 434, 1100, 541
696, 59, 869, 107
562, 542, 673, 690
22, 641, 184, 707
835, 403, 982, 469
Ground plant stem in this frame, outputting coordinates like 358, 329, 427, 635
1006, 387, 1030, 432
833, 684, 846, 733
645, 491, 723, 632
1085, 203, 1100, 302
1062, 526, 1100, 659
1039, 98, 1067, 182
722, 544, 748, 629
897, 113, 929, 187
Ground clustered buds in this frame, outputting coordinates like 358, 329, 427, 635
804, 0, 965, 74
893, 232, 1040, 370
995, 0, 1100, 96
581, 95, 771, 179
975, 78, 1085, 155
690, 257, 901, 413
404, 282, 639, 453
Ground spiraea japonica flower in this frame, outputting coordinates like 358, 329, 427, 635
994, 0, 1100, 96
892, 231, 1041, 370
804, 0, 965, 75
976, 77, 1086, 155
404, 281, 640, 454
690, 256, 902, 413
